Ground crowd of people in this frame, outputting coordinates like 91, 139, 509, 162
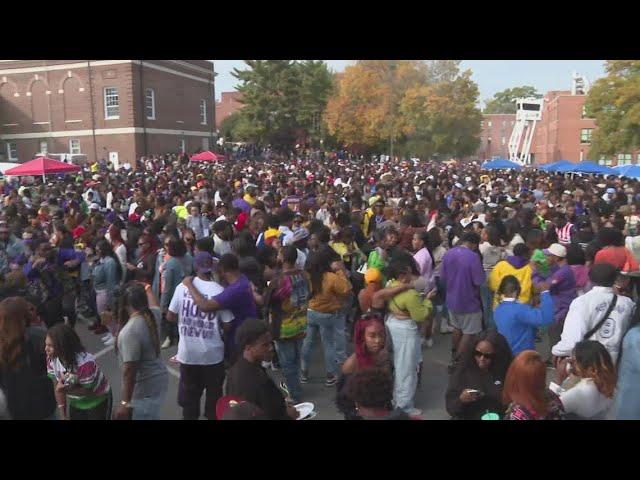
1, 147, 640, 420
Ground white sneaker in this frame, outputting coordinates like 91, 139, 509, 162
423, 338, 434, 348
161, 337, 172, 349
102, 333, 114, 344
405, 408, 423, 417
103, 336, 115, 347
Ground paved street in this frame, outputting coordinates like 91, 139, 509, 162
76, 315, 554, 420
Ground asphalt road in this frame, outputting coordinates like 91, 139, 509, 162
76, 315, 555, 420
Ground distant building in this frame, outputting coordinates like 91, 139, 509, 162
532, 90, 639, 166
215, 91, 243, 129
473, 113, 516, 161
531, 90, 597, 165
0, 60, 216, 167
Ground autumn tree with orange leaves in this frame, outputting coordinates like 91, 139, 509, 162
325, 61, 482, 159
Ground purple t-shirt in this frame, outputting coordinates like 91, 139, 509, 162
214, 274, 258, 358
534, 264, 576, 324
440, 246, 485, 314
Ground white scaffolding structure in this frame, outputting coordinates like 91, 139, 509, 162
508, 98, 543, 165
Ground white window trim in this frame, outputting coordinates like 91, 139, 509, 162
145, 88, 156, 120
7, 142, 18, 160
69, 139, 81, 155
200, 99, 207, 125
104, 87, 120, 120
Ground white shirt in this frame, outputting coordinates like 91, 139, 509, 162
168, 278, 234, 365
128, 202, 138, 217
213, 234, 232, 257
279, 226, 295, 246
295, 248, 307, 270
106, 191, 114, 211
549, 378, 613, 420
552, 286, 635, 364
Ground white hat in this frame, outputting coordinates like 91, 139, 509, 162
544, 243, 567, 258
89, 203, 100, 211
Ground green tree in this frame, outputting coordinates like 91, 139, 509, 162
218, 111, 252, 142
585, 60, 640, 160
484, 86, 542, 114
295, 60, 334, 145
231, 60, 333, 148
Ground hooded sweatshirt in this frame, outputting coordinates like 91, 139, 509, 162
488, 256, 534, 308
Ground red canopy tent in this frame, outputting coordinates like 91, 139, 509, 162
189, 151, 226, 162
4, 156, 81, 181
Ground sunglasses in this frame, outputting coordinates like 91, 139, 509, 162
474, 350, 494, 360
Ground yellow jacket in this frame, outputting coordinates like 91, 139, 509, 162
488, 260, 533, 308
362, 208, 374, 236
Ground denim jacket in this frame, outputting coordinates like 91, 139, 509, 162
613, 325, 640, 419
92, 256, 119, 293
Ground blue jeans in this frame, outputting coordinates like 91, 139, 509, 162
301, 309, 340, 377
132, 393, 167, 420
275, 338, 303, 401
386, 316, 421, 412
480, 282, 494, 329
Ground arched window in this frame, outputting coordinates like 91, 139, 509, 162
63, 76, 85, 122
30, 80, 48, 123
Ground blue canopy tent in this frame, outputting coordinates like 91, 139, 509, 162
481, 158, 522, 170
540, 160, 576, 172
569, 161, 616, 176
555, 162, 577, 173
540, 159, 574, 172
617, 165, 640, 179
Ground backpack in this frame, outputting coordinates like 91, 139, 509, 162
0, 337, 57, 420
264, 270, 310, 340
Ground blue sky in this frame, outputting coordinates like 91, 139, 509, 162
213, 60, 606, 106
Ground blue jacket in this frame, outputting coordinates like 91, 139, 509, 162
613, 325, 640, 419
494, 291, 554, 356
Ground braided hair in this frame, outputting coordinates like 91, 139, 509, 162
116, 282, 161, 357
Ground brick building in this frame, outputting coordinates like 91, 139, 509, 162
475, 113, 516, 160
531, 90, 596, 165
0, 60, 216, 167
215, 91, 242, 129
531, 90, 639, 166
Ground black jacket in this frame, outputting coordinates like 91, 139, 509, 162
226, 357, 291, 420
445, 365, 506, 420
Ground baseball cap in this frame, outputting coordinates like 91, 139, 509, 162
89, 203, 100, 211
543, 243, 567, 258
364, 267, 382, 285
193, 252, 216, 274
606, 188, 616, 194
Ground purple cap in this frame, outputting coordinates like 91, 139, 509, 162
194, 252, 216, 274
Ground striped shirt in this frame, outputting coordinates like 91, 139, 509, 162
47, 352, 110, 410
555, 223, 574, 244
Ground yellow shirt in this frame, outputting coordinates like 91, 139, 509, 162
243, 193, 256, 206
488, 260, 533, 308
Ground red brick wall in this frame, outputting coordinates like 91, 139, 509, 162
215, 91, 243, 128
475, 114, 515, 160
0, 60, 215, 164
